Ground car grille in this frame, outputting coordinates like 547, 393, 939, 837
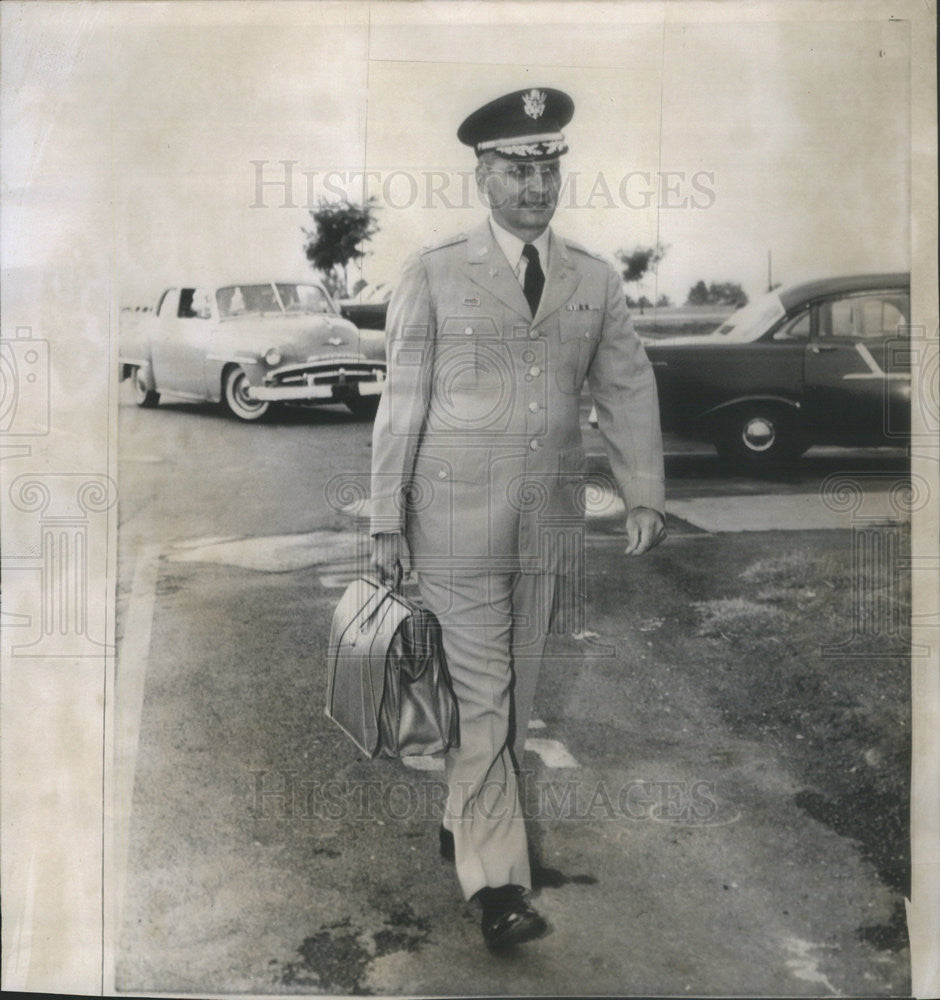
273, 362, 385, 388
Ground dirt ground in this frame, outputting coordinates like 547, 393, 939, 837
116, 522, 912, 995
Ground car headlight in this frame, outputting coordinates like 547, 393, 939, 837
264, 348, 282, 366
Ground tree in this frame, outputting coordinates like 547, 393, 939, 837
709, 282, 748, 307
685, 280, 748, 308
302, 198, 380, 298
615, 243, 668, 286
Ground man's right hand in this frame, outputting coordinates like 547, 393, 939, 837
370, 531, 403, 589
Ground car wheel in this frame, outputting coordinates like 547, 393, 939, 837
713, 405, 806, 467
222, 367, 270, 421
345, 395, 380, 419
132, 367, 160, 408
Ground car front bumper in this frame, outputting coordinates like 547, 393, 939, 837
247, 362, 387, 402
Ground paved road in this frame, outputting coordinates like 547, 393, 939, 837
114, 387, 911, 996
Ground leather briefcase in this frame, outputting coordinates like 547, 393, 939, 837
326, 577, 459, 758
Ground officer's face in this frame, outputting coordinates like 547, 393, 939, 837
477, 155, 561, 238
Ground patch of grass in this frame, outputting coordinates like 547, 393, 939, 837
755, 586, 820, 606
686, 535, 912, 930
692, 597, 792, 642
740, 551, 850, 590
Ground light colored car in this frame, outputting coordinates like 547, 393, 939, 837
119, 279, 386, 421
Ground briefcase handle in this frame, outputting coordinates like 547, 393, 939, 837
366, 560, 403, 594
355, 573, 407, 635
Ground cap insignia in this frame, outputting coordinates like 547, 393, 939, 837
522, 89, 547, 119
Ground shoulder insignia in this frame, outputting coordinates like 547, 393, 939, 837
420, 232, 468, 255
562, 237, 607, 262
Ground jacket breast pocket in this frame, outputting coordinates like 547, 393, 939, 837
556, 317, 601, 394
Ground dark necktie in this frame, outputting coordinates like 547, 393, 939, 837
522, 243, 545, 317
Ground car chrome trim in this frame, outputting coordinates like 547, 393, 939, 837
740, 417, 778, 452
248, 380, 384, 402
267, 363, 386, 383
206, 353, 261, 365
276, 356, 373, 373
299, 353, 375, 366
701, 395, 801, 418
841, 342, 911, 380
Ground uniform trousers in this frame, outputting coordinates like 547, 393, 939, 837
415, 568, 558, 900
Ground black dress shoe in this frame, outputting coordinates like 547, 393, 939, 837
474, 885, 549, 948
439, 823, 455, 862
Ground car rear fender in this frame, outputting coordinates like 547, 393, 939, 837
120, 357, 156, 389
700, 395, 801, 424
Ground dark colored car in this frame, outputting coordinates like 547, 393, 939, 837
339, 284, 392, 331
642, 273, 911, 464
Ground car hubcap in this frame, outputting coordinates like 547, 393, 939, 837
741, 416, 776, 452
232, 375, 264, 411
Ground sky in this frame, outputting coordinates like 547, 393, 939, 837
3, 3, 912, 308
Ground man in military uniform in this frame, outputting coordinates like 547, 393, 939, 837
370, 87, 665, 947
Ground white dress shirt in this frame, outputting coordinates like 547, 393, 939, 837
489, 217, 551, 287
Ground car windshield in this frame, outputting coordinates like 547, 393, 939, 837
216, 283, 335, 318
713, 291, 787, 342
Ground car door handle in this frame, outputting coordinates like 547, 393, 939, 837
810, 344, 838, 353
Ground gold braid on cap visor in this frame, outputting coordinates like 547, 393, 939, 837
476, 135, 568, 158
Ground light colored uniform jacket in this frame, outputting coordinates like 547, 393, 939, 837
370, 220, 664, 574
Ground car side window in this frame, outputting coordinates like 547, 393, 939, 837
771, 310, 811, 342
175, 287, 211, 319
819, 292, 910, 341
278, 283, 332, 314
178, 288, 199, 319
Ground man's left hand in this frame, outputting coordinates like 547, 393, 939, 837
623, 506, 667, 556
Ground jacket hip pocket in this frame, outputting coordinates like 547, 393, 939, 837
557, 319, 600, 393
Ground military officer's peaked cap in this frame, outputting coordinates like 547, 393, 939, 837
458, 87, 574, 161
